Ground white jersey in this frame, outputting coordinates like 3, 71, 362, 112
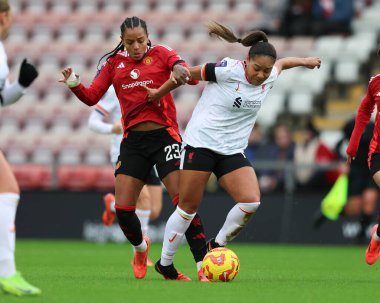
91, 86, 122, 165
183, 57, 279, 155
0, 41, 24, 108
0, 41, 9, 93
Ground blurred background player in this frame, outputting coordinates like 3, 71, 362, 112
88, 85, 163, 266
61, 16, 208, 280
0, 0, 39, 296
294, 119, 339, 190
347, 45, 380, 265
144, 21, 321, 280
314, 117, 378, 244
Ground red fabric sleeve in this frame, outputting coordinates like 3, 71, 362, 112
346, 85, 376, 157
70, 63, 113, 106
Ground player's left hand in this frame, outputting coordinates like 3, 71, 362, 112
172, 64, 191, 85
304, 57, 321, 69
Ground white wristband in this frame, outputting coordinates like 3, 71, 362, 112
66, 71, 80, 88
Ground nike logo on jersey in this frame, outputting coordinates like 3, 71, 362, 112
117, 62, 125, 69
376, 91, 380, 97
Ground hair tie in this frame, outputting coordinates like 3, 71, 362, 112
237, 38, 242, 43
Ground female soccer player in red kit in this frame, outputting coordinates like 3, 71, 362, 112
61, 16, 208, 281
347, 45, 380, 266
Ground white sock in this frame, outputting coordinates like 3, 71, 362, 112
0, 193, 19, 278
134, 237, 148, 252
196, 261, 202, 271
135, 209, 151, 236
160, 206, 195, 266
110, 201, 116, 212
374, 227, 380, 241
215, 202, 260, 246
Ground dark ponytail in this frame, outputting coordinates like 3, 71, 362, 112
206, 21, 277, 60
96, 16, 149, 70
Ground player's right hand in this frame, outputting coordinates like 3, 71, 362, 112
112, 121, 123, 134
60, 67, 80, 88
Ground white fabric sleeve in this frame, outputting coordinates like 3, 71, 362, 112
214, 57, 235, 83
0, 80, 25, 107
87, 109, 113, 134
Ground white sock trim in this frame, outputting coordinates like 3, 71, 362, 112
176, 206, 196, 221
236, 202, 261, 214
0, 193, 20, 204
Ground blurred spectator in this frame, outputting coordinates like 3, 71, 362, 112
255, 0, 288, 35
294, 120, 339, 189
245, 123, 266, 163
310, 0, 354, 36
279, 0, 313, 37
259, 124, 295, 192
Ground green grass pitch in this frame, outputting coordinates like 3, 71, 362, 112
1, 240, 380, 303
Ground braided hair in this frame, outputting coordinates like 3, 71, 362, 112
207, 21, 277, 60
97, 16, 150, 70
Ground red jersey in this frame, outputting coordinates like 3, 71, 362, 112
347, 74, 380, 167
71, 44, 194, 135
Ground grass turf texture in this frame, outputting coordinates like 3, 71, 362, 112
2, 240, 380, 303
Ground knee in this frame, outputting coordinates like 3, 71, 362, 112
237, 192, 260, 203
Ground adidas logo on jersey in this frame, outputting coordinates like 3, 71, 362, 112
117, 62, 125, 69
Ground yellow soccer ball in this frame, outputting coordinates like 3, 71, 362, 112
201, 247, 240, 282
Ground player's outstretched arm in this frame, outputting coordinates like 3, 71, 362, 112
59, 67, 80, 88
143, 65, 202, 101
275, 57, 321, 74
1, 58, 38, 107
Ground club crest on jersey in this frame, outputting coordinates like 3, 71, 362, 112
130, 69, 140, 79
216, 60, 227, 67
143, 56, 153, 65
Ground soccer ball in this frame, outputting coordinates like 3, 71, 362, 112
201, 247, 240, 282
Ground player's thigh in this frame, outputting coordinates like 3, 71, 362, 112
179, 169, 212, 213
373, 171, 380, 188
147, 185, 163, 220
370, 153, 380, 188
136, 185, 151, 210
179, 145, 215, 213
219, 166, 260, 202
0, 151, 19, 194
115, 174, 145, 207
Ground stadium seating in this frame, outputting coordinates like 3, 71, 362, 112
1, 0, 378, 190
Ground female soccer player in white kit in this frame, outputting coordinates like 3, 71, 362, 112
0, 0, 39, 295
146, 21, 321, 280
88, 86, 163, 265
